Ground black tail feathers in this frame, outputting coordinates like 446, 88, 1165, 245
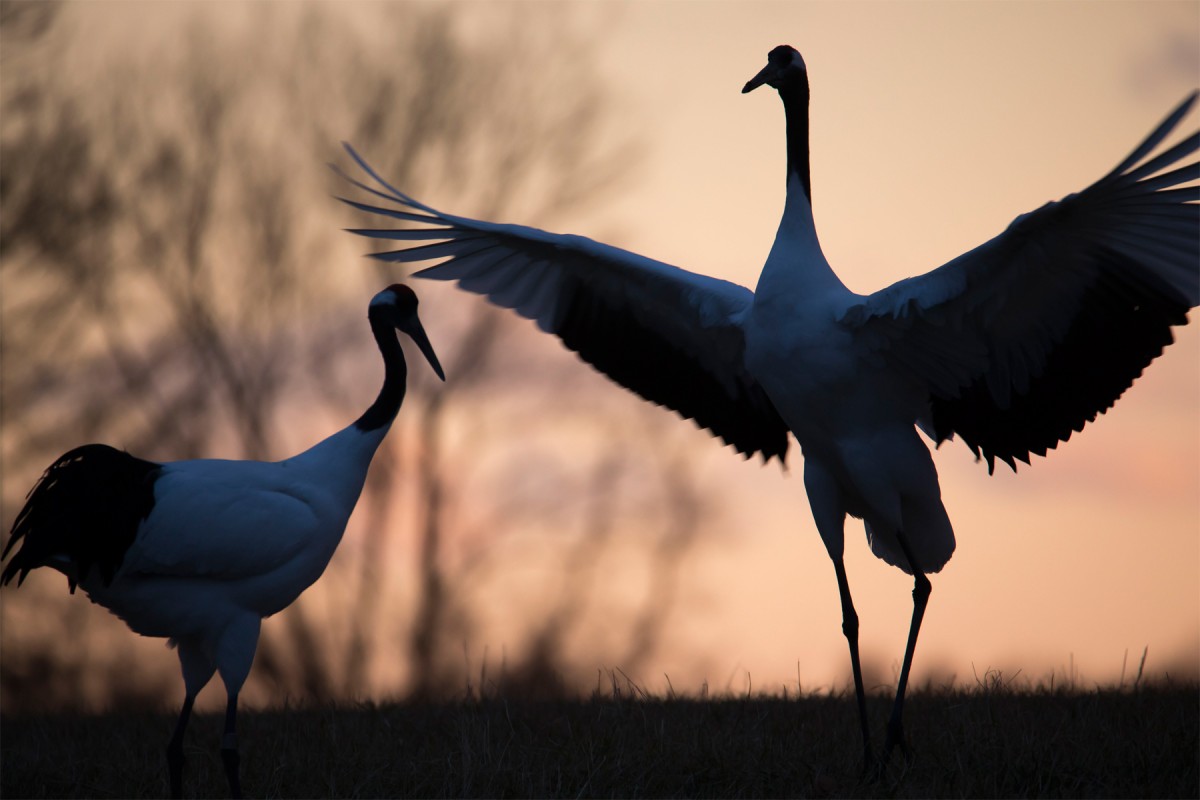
2, 444, 161, 592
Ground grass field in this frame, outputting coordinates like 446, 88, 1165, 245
3, 679, 1197, 798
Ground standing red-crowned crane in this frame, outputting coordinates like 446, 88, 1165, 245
2, 284, 444, 798
337, 46, 1198, 772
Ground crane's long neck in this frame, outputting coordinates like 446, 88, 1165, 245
354, 312, 408, 433
282, 310, 405, 522
756, 69, 847, 301
779, 75, 812, 203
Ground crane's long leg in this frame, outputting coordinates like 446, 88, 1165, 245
221, 691, 242, 799
880, 530, 931, 769
832, 558, 872, 773
167, 693, 195, 799
804, 461, 873, 773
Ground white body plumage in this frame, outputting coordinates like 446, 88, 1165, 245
87, 425, 384, 632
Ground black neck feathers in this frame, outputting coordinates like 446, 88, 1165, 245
779, 74, 812, 203
354, 310, 408, 432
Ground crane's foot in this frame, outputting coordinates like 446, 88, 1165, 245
167, 741, 185, 799
858, 742, 875, 781
221, 734, 242, 799
868, 717, 914, 782
883, 716, 905, 761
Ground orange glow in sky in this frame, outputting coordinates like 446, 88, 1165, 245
3, 1, 1197, 705
545, 0, 1200, 691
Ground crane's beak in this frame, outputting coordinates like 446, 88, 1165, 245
742, 63, 775, 94
404, 317, 446, 381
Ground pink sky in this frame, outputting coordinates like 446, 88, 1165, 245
523, 0, 1200, 691
3, 1, 1196, 704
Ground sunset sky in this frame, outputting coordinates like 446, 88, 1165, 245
501, 0, 1200, 690
2, 0, 1197, 705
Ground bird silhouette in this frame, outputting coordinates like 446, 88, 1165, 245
2, 284, 445, 797
338, 46, 1198, 771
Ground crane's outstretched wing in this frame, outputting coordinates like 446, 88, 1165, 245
336, 145, 790, 463
844, 92, 1199, 472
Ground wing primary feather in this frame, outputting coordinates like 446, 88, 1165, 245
413, 248, 519, 282
368, 239, 501, 264
341, 143, 433, 212
1115, 161, 1200, 195
330, 163, 425, 210
1111, 186, 1200, 205
1099, 91, 1199, 183
346, 228, 463, 241
335, 196, 442, 225
413, 247, 519, 281
1119, 131, 1200, 183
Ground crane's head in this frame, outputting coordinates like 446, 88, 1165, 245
742, 45, 806, 94
372, 283, 446, 381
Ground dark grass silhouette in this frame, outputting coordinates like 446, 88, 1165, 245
3, 676, 1196, 799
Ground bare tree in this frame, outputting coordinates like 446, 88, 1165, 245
1, 1, 715, 710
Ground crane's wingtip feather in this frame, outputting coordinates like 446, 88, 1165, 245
411, 265, 445, 280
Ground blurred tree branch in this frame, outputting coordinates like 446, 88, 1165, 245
1, 0, 718, 711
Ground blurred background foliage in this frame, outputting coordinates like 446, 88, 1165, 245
0, 0, 719, 711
